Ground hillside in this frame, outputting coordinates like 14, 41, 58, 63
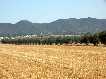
0, 17, 106, 35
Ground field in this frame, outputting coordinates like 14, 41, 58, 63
0, 44, 106, 79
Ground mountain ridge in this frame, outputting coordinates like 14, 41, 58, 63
0, 17, 106, 35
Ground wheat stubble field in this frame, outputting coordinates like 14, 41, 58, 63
0, 44, 106, 79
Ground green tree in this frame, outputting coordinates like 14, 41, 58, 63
99, 31, 106, 45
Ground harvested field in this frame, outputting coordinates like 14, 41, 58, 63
0, 44, 106, 79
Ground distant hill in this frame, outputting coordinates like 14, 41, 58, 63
0, 17, 106, 35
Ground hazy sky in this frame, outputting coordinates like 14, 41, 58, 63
0, 0, 106, 23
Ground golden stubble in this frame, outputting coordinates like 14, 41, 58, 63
0, 44, 106, 79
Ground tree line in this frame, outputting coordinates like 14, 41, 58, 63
1, 36, 80, 45
1, 31, 106, 46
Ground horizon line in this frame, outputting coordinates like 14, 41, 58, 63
0, 17, 106, 24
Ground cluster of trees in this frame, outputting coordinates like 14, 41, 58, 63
1, 36, 80, 45
80, 31, 106, 46
1, 31, 106, 46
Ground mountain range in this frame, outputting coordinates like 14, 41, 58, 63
0, 17, 106, 35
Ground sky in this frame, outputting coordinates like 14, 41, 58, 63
0, 0, 106, 23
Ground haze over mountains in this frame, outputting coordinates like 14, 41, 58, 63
0, 17, 106, 35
